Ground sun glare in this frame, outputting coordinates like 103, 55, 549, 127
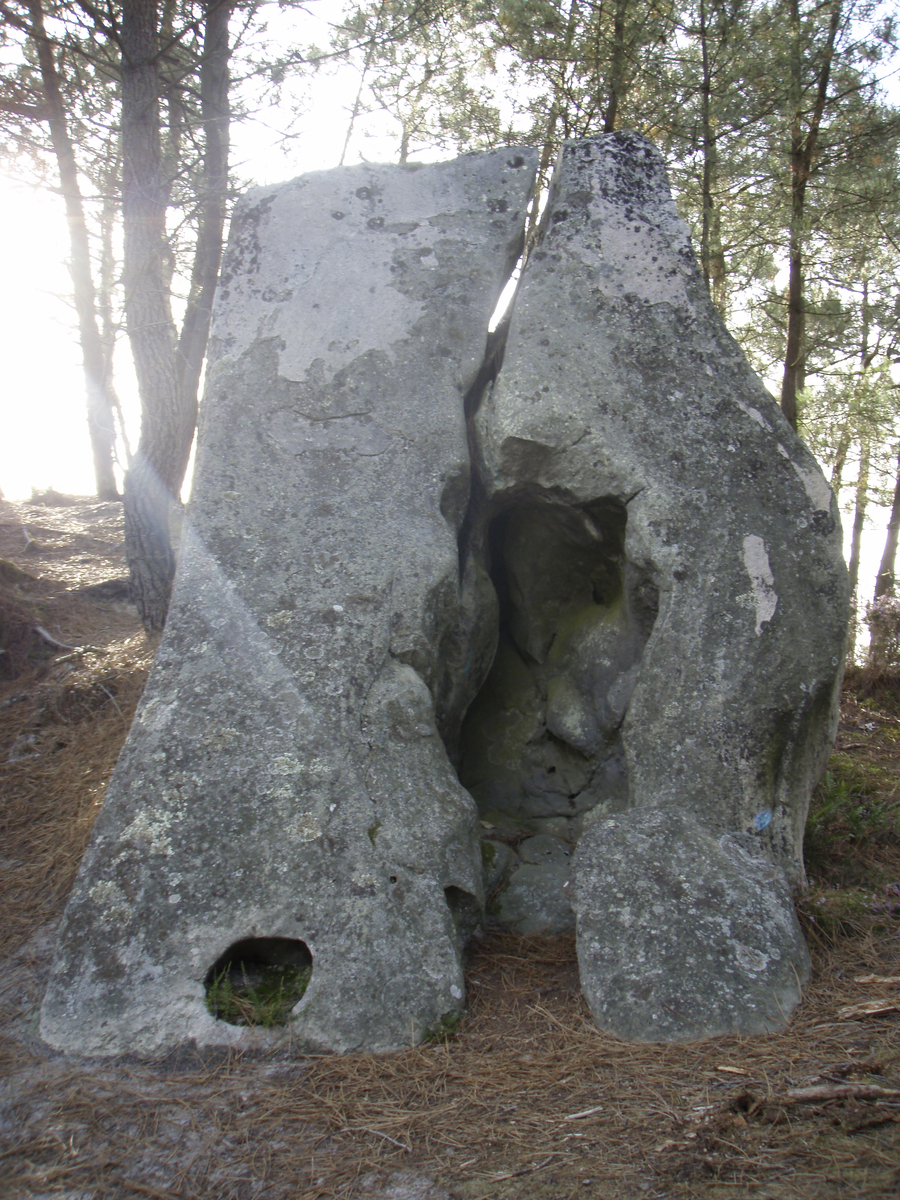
0, 179, 102, 500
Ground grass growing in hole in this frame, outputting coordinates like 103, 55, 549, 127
206, 961, 312, 1027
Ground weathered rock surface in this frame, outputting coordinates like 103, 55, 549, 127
466, 132, 847, 1038
488, 834, 575, 935
467, 134, 847, 872
41, 133, 847, 1054
40, 149, 537, 1056
573, 808, 811, 1041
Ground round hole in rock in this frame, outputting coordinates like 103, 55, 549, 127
204, 937, 312, 1027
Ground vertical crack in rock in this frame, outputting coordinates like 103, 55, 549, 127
440, 167, 662, 941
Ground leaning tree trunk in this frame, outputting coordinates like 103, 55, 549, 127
121, 0, 186, 631
121, 0, 233, 631
29, 0, 120, 500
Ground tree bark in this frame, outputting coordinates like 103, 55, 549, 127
121, 0, 183, 630
97, 139, 131, 465
120, 0, 233, 631
779, 0, 842, 431
175, 0, 232, 439
830, 422, 852, 493
869, 461, 900, 668
697, 0, 729, 313
873, 447, 900, 602
28, 0, 120, 500
845, 431, 869, 660
602, 0, 629, 132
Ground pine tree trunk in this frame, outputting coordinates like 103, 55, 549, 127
779, 0, 842, 431
98, 143, 131, 465
697, 0, 728, 314
120, 0, 233, 630
781, 205, 805, 431
780, 0, 806, 431
121, 0, 184, 630
830, 423, 852, 493
602, 0, 629, 132
874, 448, 900, 602
175, 0, 232, 426
868, 450, 900, 668
846, 433, 870, 660
28, 0, 120, 500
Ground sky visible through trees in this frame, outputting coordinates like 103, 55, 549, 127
1, 0, 899, 645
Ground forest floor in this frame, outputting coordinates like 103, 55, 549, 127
0, 494, 899, 1200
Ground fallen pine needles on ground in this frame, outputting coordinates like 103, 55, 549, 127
1, 498, 899, 1199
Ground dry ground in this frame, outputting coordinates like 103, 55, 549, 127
1, 495, 899, 1200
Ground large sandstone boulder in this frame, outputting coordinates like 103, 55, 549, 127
466, 133, 847, 1035
40, 148, 538, 1056
41, 134, 847, 1055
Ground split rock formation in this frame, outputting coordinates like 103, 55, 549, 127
41, 134, 848, 1055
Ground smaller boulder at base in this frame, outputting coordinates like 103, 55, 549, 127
573, 807, 811, 1042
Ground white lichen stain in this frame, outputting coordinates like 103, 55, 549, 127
89, 880, 125, 906
230, 166, 493, 385
287, 814, 322, 843
733, 943, 768, 974
136, 697, 179, 732
120, 811, 173, 855
791, 461, 833, 513
735, 400, 771, 431
352, 869, 379, 890
742, 535, 777, 635
203, 727, 239, 751
87, 880, 131, 928
269, 754, 302, 775
578, 203, 692, 308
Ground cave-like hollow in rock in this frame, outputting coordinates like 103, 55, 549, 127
442, 486, 660, 934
